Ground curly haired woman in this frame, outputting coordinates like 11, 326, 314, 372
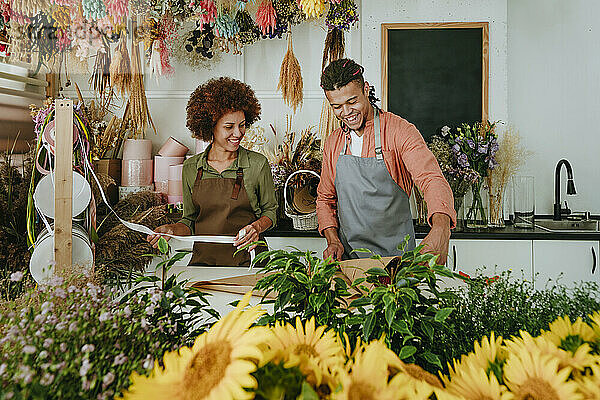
147, 77, 277, 266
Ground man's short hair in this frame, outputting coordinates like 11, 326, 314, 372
320, 58, 365, 91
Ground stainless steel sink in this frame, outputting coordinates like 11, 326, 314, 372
535, 219, 599, 232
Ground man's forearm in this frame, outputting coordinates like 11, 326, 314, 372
323, 227, 341, 245
431, 213, 451, 231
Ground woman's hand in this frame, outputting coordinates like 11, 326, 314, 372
146, 223, 191, 248
234, 216, 272, 252
234, 223, 260, 251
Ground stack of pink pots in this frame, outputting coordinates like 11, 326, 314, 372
155, 137, 188, 204
120, 139, 153, 201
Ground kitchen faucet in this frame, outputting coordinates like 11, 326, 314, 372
553, 159, 576, 221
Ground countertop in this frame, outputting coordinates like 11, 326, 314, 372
264, 217, 600, 241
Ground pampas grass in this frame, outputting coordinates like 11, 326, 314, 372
277, 30, 303, 113
487, 126, 533, 224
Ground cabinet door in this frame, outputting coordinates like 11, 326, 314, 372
533, 240, 600, 289
448, 239, 533, 281
265, 237, 328, 257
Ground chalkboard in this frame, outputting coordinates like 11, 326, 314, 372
381, 23, 489, 139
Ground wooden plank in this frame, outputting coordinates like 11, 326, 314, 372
54, 100, 73, 273
0, 86, 46, 100
0, 71, 49, 87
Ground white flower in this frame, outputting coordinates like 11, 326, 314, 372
102, 372, 115, 387
60, 343, 68, 352
113, 353, 128, 366
142, 355, 154, 370
39, 350, 48, 359
68, 321, 78, 332
23, 345, 36, 354
144, 305, 155, 316
79, 358, 91, 377
81, 344, 95, 353
43, 338, 54, 348
140, 318, 149, 329
56, 322, 66, 331
150, 293, 162, 303
53, 288, 67, 299
166, 291, 174, 299
123, 306, 131, 318
99, 311, 111, 322
0, 363, 6, 376
9, 271, 24, 282
441, 125, 451, 136
40, 372, 54, 385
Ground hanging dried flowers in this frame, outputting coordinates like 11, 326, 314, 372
273, 0, 305, 26
26, 12, 62, 72
105, 0, 129, 20
110, 32, 131, 97
82, 0, 107, 21
130, 0, 153, 16
319, 28, 344, 147
298, 0, 325, 19
325, 0, 357, 31
235, 9, 259, 45
277, 29, 303, 113
89, 42, 113, 110
11, 0, 49, 18
193, 0, 217, 28
171, 19, 219, 71
256, 0, 276, 36
214, 12, 239, 40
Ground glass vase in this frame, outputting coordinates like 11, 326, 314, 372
454, 195, 464, 231
488, 189, 505, 228
465, 178, 488, 228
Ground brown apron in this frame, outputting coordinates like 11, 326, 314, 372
188, 167, 261, 266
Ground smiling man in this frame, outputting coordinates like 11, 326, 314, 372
317, 58, 456, 264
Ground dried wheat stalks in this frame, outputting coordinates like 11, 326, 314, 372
89, 43, 113, 111
318, 98, 339, 150
127, 20, 156, 138
487, 126, 533, 215
318, 28, 344, 149
277, 29, 303, 113
109, 32, 131, 98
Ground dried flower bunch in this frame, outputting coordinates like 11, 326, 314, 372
277, 30, 303, 113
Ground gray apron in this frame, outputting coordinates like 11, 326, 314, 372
335, 110, 416, 258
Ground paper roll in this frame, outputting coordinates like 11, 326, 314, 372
122, 139, 152, 160
121, 159, 153, 186
154, 180, 169, 194
154, 156, 185, 182
167, 195, 183, 204
119, 185, 154, 201
168, 164, 184, 181
158, 136, 189, 157
168, 180, 183, 196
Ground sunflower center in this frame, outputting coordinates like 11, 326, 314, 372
348, 381, 377, 400
294, 343, 318, 358
402, 363, 443, 388
514, 377, 560, 400
182, 341, 232, 399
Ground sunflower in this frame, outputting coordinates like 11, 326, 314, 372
502, 346, 582, 400
267, 316, 345, 387
120, 292, 272, 400
543, 316, 596, 349
335, 340, 405, 400
447, 333, 506, 381
574, 362, 600, 400
507, 330, 596, 372
443, 362, 510, 400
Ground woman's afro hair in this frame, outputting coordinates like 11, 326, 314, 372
186, 77, 261, 141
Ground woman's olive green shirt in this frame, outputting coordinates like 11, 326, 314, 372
179, 146, 278, 234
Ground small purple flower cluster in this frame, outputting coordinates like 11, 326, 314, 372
448, 122, 499, 178
0, 274, 217, 399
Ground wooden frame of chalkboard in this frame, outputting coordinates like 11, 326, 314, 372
381, 22, 489, 139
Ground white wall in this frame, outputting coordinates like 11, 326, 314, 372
508, 0, 600, 215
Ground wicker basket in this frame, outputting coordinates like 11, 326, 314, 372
283, 169, 320, 231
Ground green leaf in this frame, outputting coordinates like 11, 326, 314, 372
366, 267, 389, 276
434, 307, 455, 323
293, 272, 309, 284
391, 319, 410, 334
349, 297, 371, 308
300, 381, 319, 400
385, 303, 395, 328
157, 237, 169, 254
422, 320, 434, 341
398, 345, 417, 359
363, 313, 376, 341
423, 352, 442, 369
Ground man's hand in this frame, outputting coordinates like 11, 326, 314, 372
419, 213, 451, 266
323, 227, 345, 261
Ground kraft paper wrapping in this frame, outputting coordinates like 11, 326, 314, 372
122, 139, 152, 160
189, 272, 276, 299
121, 159, 153, 186
158, 136, 189, 157
154, 156, 184, 182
